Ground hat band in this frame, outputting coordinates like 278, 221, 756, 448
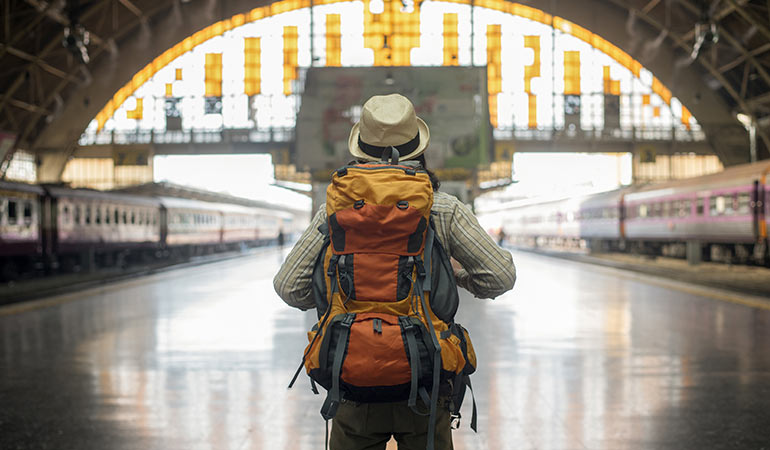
358, 132, 420, 159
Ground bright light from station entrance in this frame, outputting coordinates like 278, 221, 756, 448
510, 152, 633, 198
153, 154, 312, 209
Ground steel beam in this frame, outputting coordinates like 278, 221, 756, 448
609, 0, 768, 162
719, 43, 770, 73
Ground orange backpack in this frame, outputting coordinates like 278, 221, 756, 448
289, 151, 477, 450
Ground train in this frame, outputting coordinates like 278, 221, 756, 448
0, 180, 297, 280
491, 159, 770, 265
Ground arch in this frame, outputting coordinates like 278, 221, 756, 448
88, 0, 697, 135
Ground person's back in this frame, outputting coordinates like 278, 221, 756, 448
274, 94, 516, 450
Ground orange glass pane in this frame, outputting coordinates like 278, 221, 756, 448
175, 68, 182, 81
681, 107, 692, 130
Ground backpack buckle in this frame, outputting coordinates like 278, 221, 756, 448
450, 413, 461, 429
341, 313, 355, 328
398, 316, 415, 330
327, 255, 339, 277
415, 260, 426, 278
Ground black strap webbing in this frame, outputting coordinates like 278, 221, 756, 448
423, 226, 434, 291
320, 314, 354, 420
415, 275, 441, 450
466, 375, 478, 432
402, 321, 421, 409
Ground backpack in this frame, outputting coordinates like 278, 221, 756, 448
288, 149, 477, 450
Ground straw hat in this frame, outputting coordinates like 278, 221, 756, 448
348, 94, 430, 161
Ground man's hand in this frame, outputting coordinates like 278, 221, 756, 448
450, 258, 463, 277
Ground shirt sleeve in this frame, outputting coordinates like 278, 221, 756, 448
273, 206, 327, 310
447, 198, 516, 299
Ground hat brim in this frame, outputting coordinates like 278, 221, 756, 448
348, 117, 431, 162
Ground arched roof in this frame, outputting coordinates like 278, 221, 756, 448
1, 0, 768, 177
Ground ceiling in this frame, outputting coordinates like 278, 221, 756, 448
1, 0, 769, 178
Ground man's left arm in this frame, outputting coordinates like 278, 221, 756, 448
273, 207, 326, 310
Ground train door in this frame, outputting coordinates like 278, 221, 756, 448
159, 206, 168, 246
758, 175, 768, 251
40, 189, 56, 270
618, 194, 626, 240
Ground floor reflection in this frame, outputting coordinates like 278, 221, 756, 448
1, 250, 769, 450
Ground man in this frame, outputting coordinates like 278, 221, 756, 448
274, 93, 515, 449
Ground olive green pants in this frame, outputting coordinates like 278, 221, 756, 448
329, 398, 454, 450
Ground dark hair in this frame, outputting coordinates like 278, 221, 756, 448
415, 154, 440, 192
351, 154, 440, 192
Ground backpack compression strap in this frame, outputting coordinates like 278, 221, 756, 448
414, 225, 442, 450
320, 313, 355, 420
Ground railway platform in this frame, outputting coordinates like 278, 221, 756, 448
1, 249, 769, 450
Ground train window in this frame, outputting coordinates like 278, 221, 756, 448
738, 192, 750, 215
131, 211, 136, 224
680, 200, 691, 217
7, 201, 17, 225
106, 207, 111, 225
711, 196, 726, 215
61, 205, 70, 224
74, 205, 81, 224
114, 209, 119, 225
638, 204, 647, 218
23, 202, 32, 225
122, 210, 128, 224
725, 194, 737, 215
85, 206, 92, 225
95, 206, 102, 225
697, 198, 705, 215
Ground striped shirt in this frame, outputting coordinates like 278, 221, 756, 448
273, 190, 516, 310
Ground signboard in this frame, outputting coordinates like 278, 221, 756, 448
296, 66, 491, 172
113, 146, 151, 166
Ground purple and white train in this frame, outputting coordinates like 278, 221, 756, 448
0, 182, 297, 280
496, 160, 770, 264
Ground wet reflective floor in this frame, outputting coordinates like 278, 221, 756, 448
1, 249, 769, 450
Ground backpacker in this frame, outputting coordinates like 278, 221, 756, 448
288, 150, 478, 450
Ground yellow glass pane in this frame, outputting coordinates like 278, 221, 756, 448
524, 35, 540, 93
165, 83, 173, 97
284, 26, 299, 95
443, 13, 459, 66
245, 37, 261, 96
563, 51, 580, 95
126, 98, 143, 120
326, 14, 342, 67
528, 94, 537, 129
175, 68, 182, 81
205, 53, 223, 97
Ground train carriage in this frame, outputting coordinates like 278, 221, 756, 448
159, 197, 226, 246
493, 160, 770, 264
0, 181, 45, 277
46, 186, 162, 249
